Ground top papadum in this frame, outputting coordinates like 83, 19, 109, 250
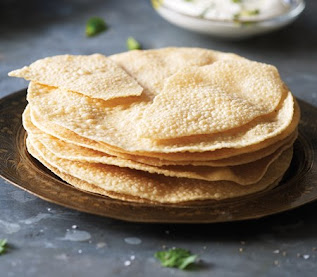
9, 48, 296, 157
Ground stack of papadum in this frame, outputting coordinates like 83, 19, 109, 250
9, 48, 299, 204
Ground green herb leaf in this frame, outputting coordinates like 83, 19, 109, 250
126, 37, 142, 51
239, 9, 260, 17
86, 17, 107, 37
0, 239, 8, 255
233, 8, 260, 23
232, 0, 241, 3
155, 248, 198, 270
245, 9, 260, 16
179, 254, 198, 269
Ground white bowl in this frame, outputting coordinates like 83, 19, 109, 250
152, 0, 305, 39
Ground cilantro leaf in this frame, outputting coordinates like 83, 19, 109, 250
179, 254, 198, 269
246, 9, 260, 16
0, 239, 8, 255
86, 17, 107, 37
126, 37, 142, 51
155, 248, 198, 270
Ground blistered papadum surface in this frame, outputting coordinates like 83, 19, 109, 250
138, 60, 286, 139
27, 82, 295, 154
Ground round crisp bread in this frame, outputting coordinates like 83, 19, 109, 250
26, 138, 293, 204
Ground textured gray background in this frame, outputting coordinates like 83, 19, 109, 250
1, 0, 317, 276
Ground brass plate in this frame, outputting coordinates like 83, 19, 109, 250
0, 89, 316, 223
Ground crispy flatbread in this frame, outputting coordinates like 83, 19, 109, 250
9, 54, 143, 101
9, 48, 299, 204
29, 106, 298, 165
24, 109, 293, 185
138, 60, 286, 139
27, 82, 296, 155
27, 138, 293, 203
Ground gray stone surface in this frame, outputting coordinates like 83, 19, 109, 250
0, 0, 317, 276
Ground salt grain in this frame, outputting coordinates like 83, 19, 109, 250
124, 260, 131, 266
96, 242, 107, 249
124, 237, 142, 245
